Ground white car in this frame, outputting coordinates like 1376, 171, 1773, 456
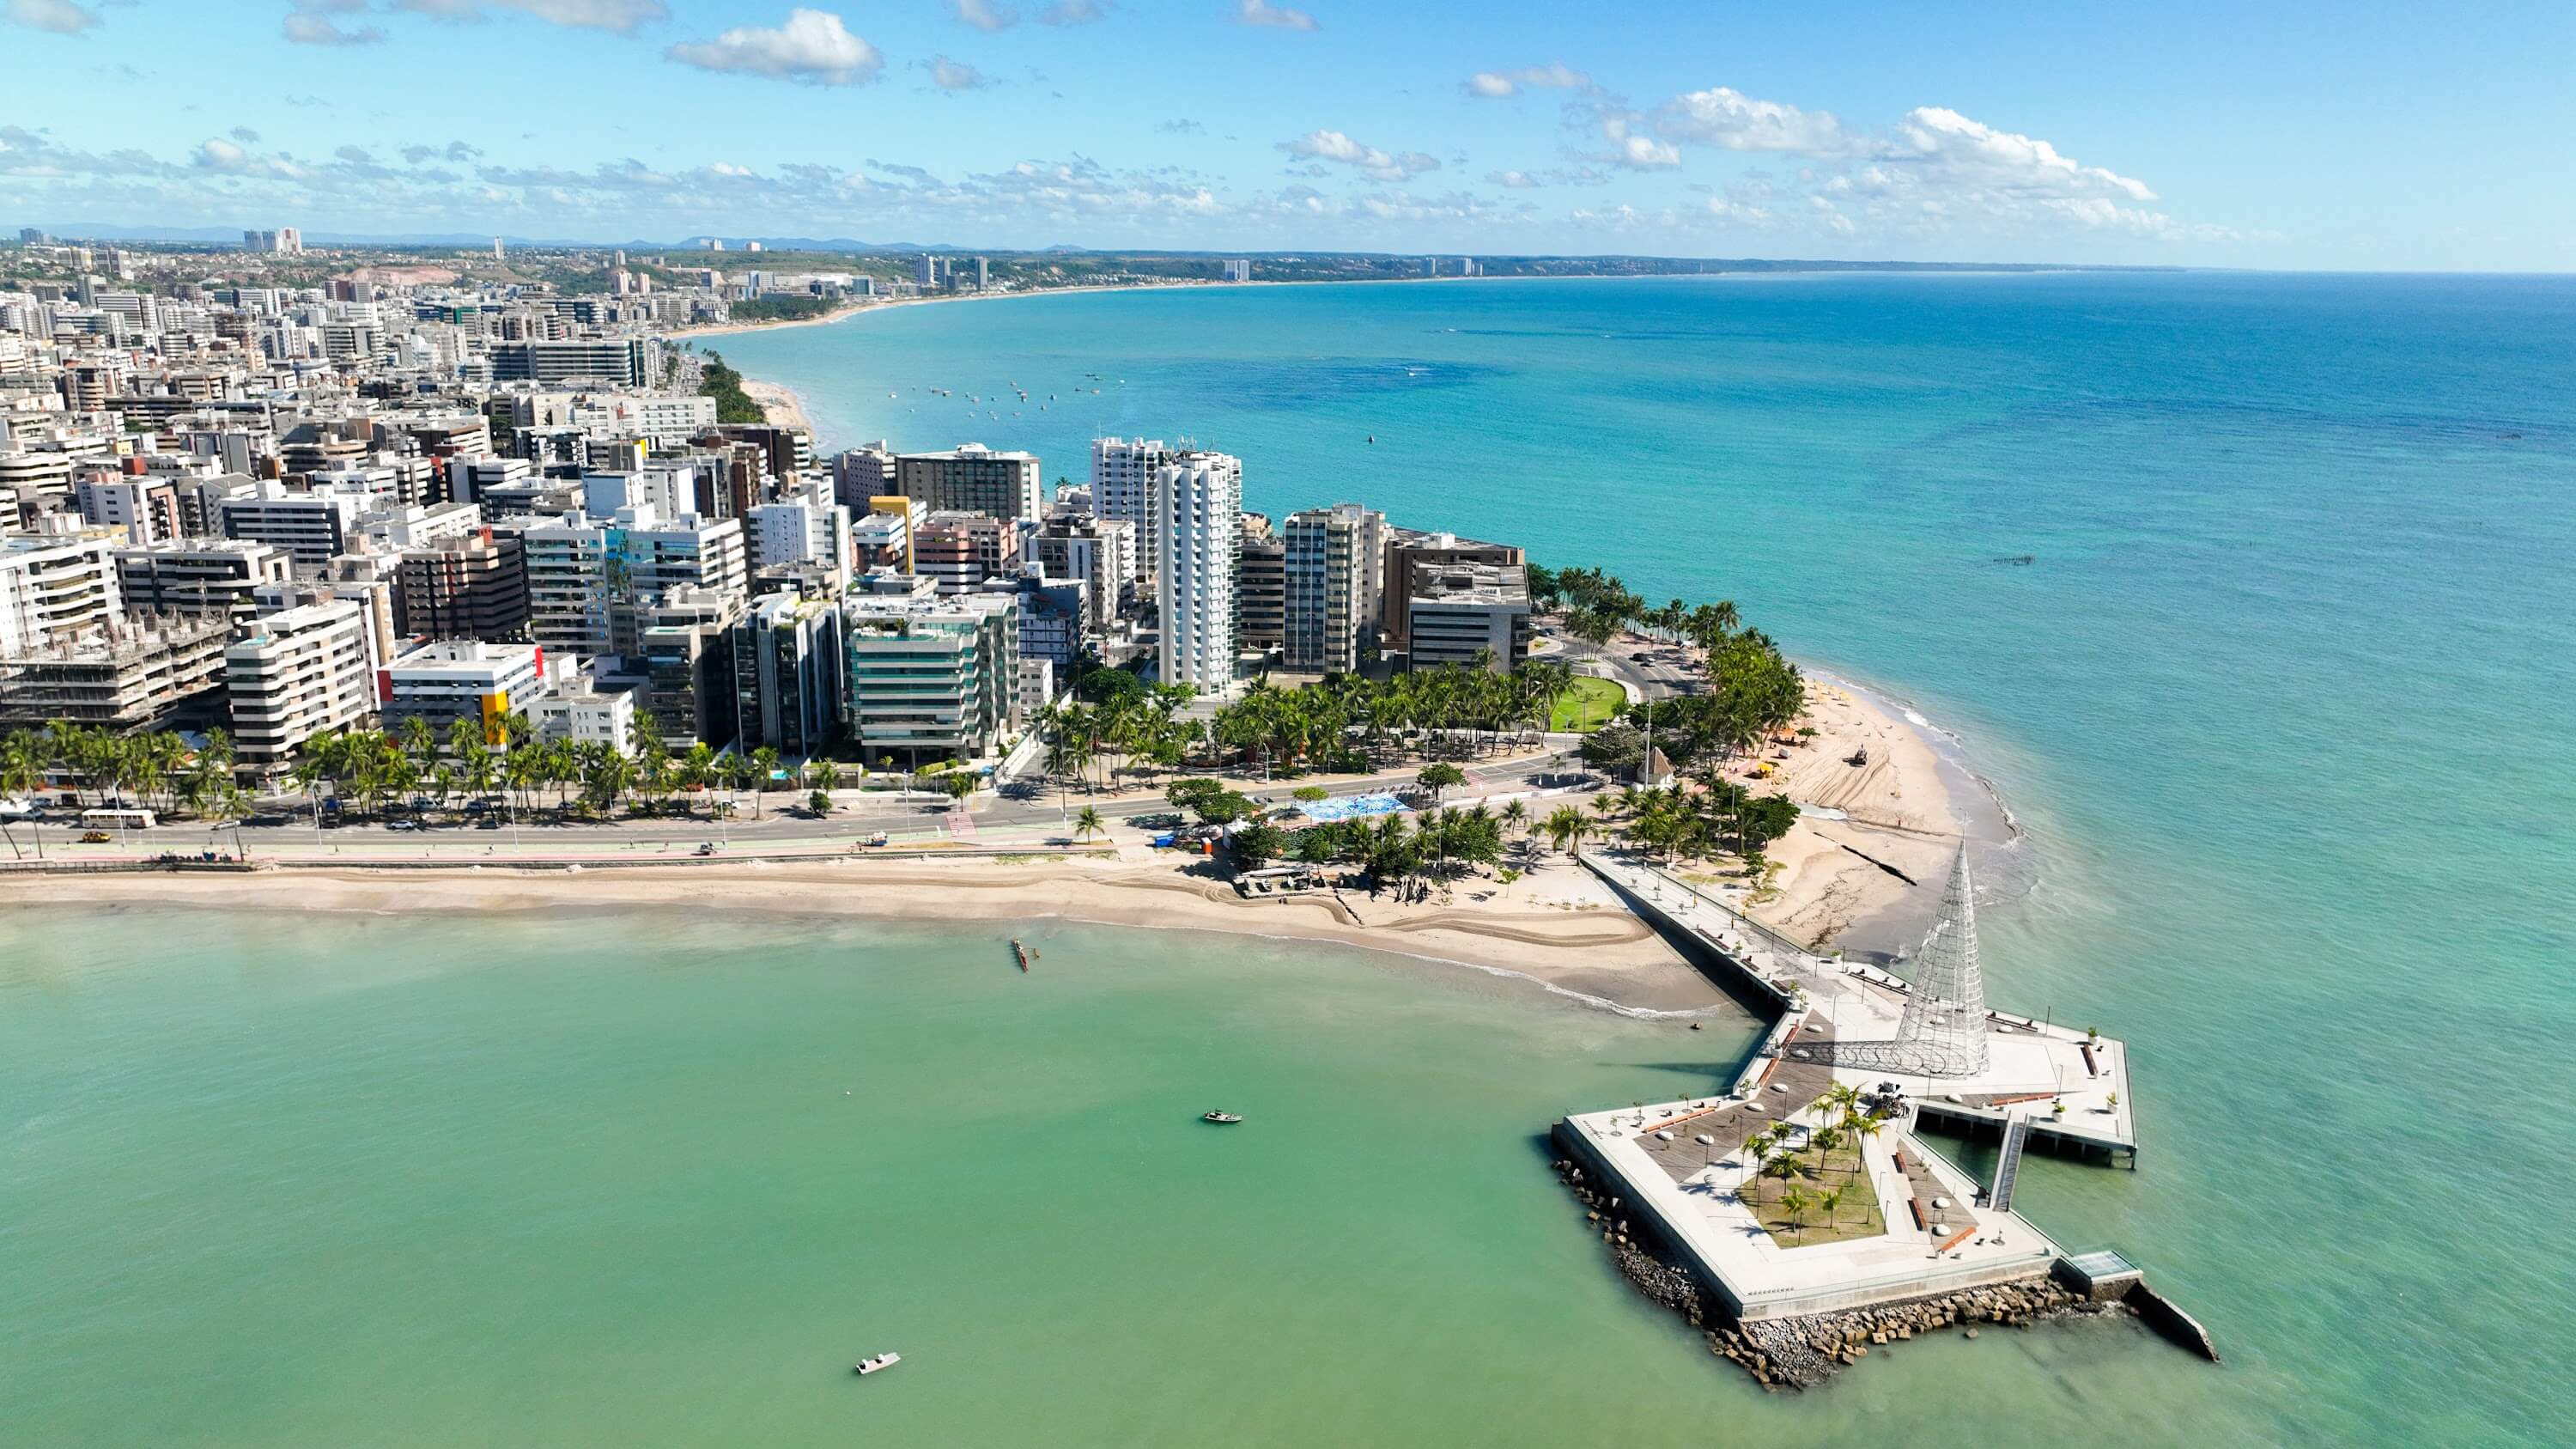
387, 820, 423, 832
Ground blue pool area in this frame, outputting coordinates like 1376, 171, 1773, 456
1299, 792, 1409, 823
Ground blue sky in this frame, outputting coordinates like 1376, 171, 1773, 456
2, 1, 2568, 268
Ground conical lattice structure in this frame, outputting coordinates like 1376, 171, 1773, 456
1790, 845, 1990, 1078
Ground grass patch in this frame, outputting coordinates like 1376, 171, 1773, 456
1549, 675, 1627, 732
1738, 1142, 1886, 1245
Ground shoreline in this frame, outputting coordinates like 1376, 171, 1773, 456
4, 853, 1743, 1019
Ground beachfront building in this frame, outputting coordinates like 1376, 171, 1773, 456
0, 613, 233, 731
225, 600, 378, 773
379, 639, 544, 744
731, 592, 843, 758
1379, 529, 1524, 655
1153, 452, 1242, 692
637, 584, 741, 750
525, 654, 637, 755
1236, 533, 1285, 656
841, 589, 1018, 764
520, 504, 746, 662
0, 532, 122, 654
892, 443, 1042, 523
1406, 561, 1533, 672
1282, 502, 1386, 674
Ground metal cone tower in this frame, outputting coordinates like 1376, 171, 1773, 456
1802, 845, 1991, 1078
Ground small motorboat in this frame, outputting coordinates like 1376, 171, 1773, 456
1012, 939, 1033, 971
1201, 1111, 1244, 1124
854, 1350, 902, 1376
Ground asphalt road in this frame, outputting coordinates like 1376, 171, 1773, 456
4, 746, 1594, 866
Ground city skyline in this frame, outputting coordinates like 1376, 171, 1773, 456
3, 0, 2570, 271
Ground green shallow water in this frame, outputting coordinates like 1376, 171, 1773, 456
14, 907, 2215, 1447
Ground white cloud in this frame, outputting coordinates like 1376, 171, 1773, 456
666, 9, 882, 85
1464, 62, 1589, 99
1579, 109, 1679, 170
193, 137, 311, 180
5, 0, 102, 33
1037, 0, 1109, 23
1235, 0, 1315, 31
283, 1, 386, 46
1486, 168, 1536, 187
1887, 107, 2155, 203
1656, 87, 1847, 155
392, 0, 671, 31
926, 54, 993, 90
945, 0, 1015, 30
1279, 129, 1437, 183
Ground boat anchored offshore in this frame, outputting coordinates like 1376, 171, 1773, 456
1201, 1111, 1244, 1124
854, 1351, 902, 1375
1012, 939, 1034, 971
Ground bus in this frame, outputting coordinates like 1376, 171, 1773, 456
81, 807, 158, 831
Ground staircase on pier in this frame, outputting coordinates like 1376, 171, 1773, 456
1988, 1113, 2032, 1213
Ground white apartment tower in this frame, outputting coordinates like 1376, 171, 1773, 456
225, 600, 377, 771
1091, 436, 1175, 583
1153, 453, 1242, 692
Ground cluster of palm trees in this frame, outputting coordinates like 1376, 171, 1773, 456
0, 721, 252, 824
1589, 776, 1803, 869
1742, 1082, 1886, 1243
1531, 564, 1744, 654
1258, 799, 1515, 900
288, 714, 800, 823
1208, 656, 1582, 776
1033, 681, 1201, 795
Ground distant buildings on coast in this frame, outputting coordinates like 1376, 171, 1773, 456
0, 230, 1537, 792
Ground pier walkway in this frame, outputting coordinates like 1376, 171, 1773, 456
1556, 849, 2145, 1324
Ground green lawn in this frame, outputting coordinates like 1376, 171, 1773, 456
1549, 675, 1628, 732
1738, 1143, 1887, 1246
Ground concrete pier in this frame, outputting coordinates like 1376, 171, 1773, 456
1561, 850, 2154, 1330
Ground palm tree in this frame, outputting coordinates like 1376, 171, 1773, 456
1073, 805, 1104, 841
1817, 1185, 1846, 1232
748, 746, 781, 819
1779, 1184, 1814, 1242
1501, 799, 1528, 837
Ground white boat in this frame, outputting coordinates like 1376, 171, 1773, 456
854, 1350, 902, 1375
1201, 1110, 1244, 1124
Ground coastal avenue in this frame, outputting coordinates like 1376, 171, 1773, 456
5, 746, 1587, 866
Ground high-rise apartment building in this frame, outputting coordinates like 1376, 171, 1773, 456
489, 338, 659, 388
841, 590, 1018, 764
732, 592, 843, 757
0, 533, 121, 655
520, 505, 746, 662
1282, 502, 1385, 674
226, 600, 376, 772
893, 443, 1041, 521
1152, 453, 1242, 692
379, 639, 544, 743
395, 530, 529, 642
1236, 533, 1285, 655
912, 511, 1019, 594
1091, 436, 1174, 581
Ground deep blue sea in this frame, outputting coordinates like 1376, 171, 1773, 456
716, 272, 2576, 1442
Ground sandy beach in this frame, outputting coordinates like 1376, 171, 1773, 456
4, 849, 1735, 1016
738, 378, 812, 435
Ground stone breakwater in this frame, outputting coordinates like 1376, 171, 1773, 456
1549, 1158, 2136, 1389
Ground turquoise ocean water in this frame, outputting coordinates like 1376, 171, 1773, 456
8, 274, 2573, 1443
